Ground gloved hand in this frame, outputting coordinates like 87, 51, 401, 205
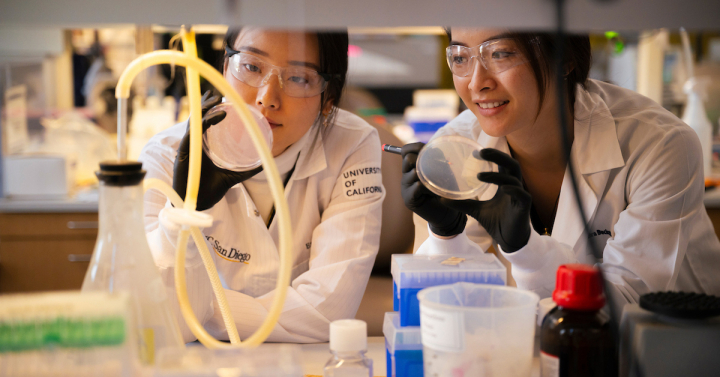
401, 142, 467, 237
173, 90, 262, 211
440, 148, 532, 253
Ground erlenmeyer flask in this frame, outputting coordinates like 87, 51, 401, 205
82, 161, 184, 364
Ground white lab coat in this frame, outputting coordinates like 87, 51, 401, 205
139, 109, 384, 343
415, 79, 720, 311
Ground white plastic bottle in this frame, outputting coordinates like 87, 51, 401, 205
82, 161, 184, 364
680, 28, 714, 180
682, 77, 713, 179
323, 319, 373, 377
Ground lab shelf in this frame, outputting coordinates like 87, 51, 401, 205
0, 0, 717, 31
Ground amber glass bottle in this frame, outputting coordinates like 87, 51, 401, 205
540, 264, 617, 377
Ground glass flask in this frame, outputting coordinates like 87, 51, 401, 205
82, 161, 184, 364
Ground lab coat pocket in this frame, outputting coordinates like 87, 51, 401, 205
250, 274, 277, 298
291, 258, 310, 280
250, 258, 309, 297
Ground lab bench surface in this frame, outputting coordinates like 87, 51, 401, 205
702, 187, 720, 208
300, 336, 387, 376
298, 336, 540, 377
0, 197, 98, 213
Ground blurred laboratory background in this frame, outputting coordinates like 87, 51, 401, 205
1, 24, 720, 335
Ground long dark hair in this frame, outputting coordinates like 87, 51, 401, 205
445, 29, 591, 116
508, 32, 591, 115
221, 28, 349, 151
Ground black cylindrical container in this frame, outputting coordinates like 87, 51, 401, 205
540, 264, 617, 377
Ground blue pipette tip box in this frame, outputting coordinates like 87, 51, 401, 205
391, 253, 507, 327
384, 312, 423, 377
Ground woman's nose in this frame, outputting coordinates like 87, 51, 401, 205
468, 58, 494, 93
257, 73, 282, 109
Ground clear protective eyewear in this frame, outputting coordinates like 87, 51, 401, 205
446, 38, 528, 77
225, 46, 335, 98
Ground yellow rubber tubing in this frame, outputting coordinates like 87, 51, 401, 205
118, 49, 292, 348
180, 30, 202, 213
143, 178, 240, 347
178, 29, 240, 346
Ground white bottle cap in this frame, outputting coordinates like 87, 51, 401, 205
329, 319, 367, 352
537, 297, 557, 327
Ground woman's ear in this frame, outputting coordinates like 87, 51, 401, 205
321, 96, 335, 117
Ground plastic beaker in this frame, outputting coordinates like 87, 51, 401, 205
416, 135, 494, 200
202, 102, 273, 171
417, 283, 539, 377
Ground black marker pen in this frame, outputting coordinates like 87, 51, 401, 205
381, 144, 402, 155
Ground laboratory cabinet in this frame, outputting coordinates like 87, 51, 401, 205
706, 209, 720, 240
0, 212, 97, 293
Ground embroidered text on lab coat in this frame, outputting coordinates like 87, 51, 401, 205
206, 236, 251, 263
342, 166, 383, 198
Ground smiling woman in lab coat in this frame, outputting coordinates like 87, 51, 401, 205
403, 28, 720, 309
139, 28, 384, 343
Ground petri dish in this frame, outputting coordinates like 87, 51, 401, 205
416, 135, 494, 200
202, 102, 273, 172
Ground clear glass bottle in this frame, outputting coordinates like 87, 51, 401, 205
323, 320, 373, 377
82, 161, 183, 364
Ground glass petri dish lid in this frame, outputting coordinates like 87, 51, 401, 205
202, 102, 273, 172
416, 135, 494, 200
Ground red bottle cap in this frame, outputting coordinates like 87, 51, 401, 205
552, 264, 605, 311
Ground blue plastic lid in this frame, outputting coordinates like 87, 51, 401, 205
383, 312, 422, 353
391, 253, 506, 289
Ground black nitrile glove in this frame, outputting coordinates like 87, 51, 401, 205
173, 90, 263, 211
440, 148, 532, 253
400, 142, 467, 237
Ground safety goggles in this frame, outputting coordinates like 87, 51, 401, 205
446, 38, 528, 77
225, 46, 335, 98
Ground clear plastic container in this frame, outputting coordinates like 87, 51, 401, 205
391, 253, 506, 327
383, 312, 423, 377
416, 135, 494, 200
0, 291, 136, 377
417, 283, 539, 377
202, 102, 273, 171
154, 344, 303, 377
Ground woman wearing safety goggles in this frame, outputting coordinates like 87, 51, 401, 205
140, 28, 384, 343
402, 28, 720, 311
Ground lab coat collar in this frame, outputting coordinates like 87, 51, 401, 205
292, 126, 328, 181
554, 85, 625, 251
476, 84, 625, 251
477, 129, 510, 155
571, 84, 625, 175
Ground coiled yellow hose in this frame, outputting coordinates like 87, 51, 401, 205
116, 27, 292, 348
